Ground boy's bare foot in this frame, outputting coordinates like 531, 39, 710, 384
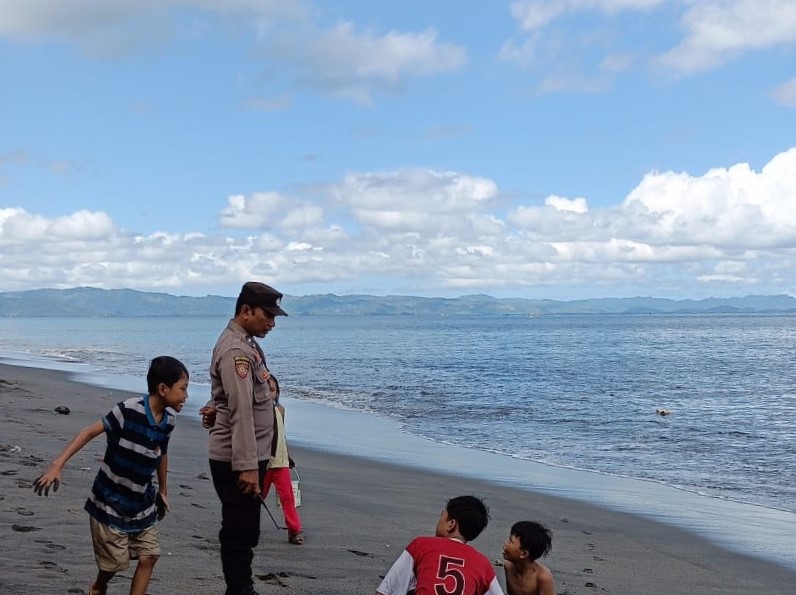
89, 581, 107, 595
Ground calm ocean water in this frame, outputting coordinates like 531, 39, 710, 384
1, 313, 794, 516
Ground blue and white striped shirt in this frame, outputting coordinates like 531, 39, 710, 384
84, 396, 175, 532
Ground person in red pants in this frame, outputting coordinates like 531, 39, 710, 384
262, 374, 304, 545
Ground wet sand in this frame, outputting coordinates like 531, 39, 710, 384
2, 362, 795, 594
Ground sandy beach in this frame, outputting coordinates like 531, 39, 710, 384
2, 362, 796, 595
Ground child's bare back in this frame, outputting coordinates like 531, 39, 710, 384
504, 559, 554, 595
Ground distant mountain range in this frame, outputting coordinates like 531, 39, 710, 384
1, 287, 796, 317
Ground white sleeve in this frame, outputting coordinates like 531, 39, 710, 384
485, 575, 506, 595
376, 549, 415, 595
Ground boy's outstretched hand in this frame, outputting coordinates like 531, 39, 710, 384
33, 468, 62, 496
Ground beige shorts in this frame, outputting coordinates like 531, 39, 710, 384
89, 517, 160, 572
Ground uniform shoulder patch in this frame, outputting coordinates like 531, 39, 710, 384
234, 356, 250, 379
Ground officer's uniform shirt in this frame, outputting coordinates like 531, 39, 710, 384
207, 319, 275, 470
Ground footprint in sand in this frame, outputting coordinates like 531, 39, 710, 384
257, 571, 318, 585
257, 572, 289, 587
348, 549, 374, 558
39, 560, 68, 574
192, 543, 217, 552
190, 534, 218, 551
16, 507, 34, 516
1, 469, 19, 476
12, 524, 41, 532
36, 539, 67, 551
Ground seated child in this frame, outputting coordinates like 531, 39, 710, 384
376, 495, 505, 595
33, 355, 189, 595
501, 521, 554, 595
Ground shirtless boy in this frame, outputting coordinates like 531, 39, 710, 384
502, 521, 554, 595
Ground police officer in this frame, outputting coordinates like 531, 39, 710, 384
206, 281, 288, 595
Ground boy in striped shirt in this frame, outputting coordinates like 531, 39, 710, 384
34, 355, 189, 595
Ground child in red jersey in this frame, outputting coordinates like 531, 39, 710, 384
376, 495, 504, 595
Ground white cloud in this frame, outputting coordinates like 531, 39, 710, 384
0, 0, 308, 43
509, 0, 665, 31
3, 149, 796, 295
504, 0, 796, 89
333, 169, 498, 212
329, 169, 499, 234
621, 150, 796, 248
0, 1, 464, 102
546, 196, 590, 213
499, 36, 539, 69
264, 22, 467, 103
0, 208, 114, 241
772, 76, 796, 107
219, 192, 325, 231
657, 0, 796, 75
502, 1, 664, 88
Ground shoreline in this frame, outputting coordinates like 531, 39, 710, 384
5, 351, 795, 570
2, 362, 796, 594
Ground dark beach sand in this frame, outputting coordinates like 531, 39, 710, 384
2, 362, 795, 594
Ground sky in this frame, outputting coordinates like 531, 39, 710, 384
1, 0, 796, 300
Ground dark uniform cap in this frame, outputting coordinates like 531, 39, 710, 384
239, 281, 288, 316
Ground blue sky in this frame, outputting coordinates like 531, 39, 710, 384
1, 0, 795, 300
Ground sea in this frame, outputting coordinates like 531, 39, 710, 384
1, 313, 795, 568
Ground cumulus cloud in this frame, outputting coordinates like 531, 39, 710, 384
262, 22, 467, 103
657, 0, 796, 75
0, 1, 464, 102
333, 169, 498, 212
0, 208, 114, 241
329, 169, 499, 234
504, 0, 796, 90
219, 193, 282, 230
546, 196, 589, 213
3, 149, 796, 296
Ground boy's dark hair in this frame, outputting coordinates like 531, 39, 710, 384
269, 373, 280, 400
147, 356, 189, 394
446, 495, 490, 541
511, 521, 552, 560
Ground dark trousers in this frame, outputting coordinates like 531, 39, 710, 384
209, 459, 268, 594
